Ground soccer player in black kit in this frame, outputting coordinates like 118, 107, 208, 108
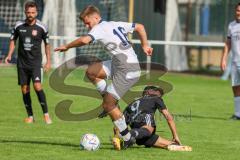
112, 86, 192, 151
5, 1, 52, 124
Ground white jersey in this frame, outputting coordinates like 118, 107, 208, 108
228, 20, 240, 62
88, 20, 138, 63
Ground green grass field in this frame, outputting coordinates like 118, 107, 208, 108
0, 66, 239, 160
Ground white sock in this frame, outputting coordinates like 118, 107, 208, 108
234, 96, 240, 117
95, 80, 107, 95
113, 115, 131, 141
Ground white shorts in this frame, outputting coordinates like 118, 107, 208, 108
231, 62, 240, 86
102, 54, 140, 100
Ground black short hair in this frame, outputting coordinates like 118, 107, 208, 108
25, 1, 38, 11
142, 85, 164, 96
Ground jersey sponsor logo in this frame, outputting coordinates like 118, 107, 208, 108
24, 37, 33, 50
23, 43, 33, 51
25, 37, 31, 43
32, 30, 38, 36
24, 43, 33, 47
20, 29, 27, 32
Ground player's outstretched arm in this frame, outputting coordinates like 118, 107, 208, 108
134, 23, 153, 56
5, 40, 15, 64
161, 109, 181, 145
220, 39, 231, 71
54, 36, 92, 52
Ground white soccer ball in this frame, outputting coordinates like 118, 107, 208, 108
80, 133, 100, 151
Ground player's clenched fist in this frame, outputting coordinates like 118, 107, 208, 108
54, 45, 68, 52
143, 46, 153, 56
5, 55, 11, 64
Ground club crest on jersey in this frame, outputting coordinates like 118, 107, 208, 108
32, 30, 38, 36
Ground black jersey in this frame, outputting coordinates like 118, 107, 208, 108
123, 95, 167, 127
10, 19, 49, 68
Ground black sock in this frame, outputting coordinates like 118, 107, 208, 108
22, 92, 33, 117
130, 128, 152, 139
35, 90, 48, 114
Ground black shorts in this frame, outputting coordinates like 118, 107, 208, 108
127, 114, 158, 147
136, 132, 159, 148
17, 67, 42, 85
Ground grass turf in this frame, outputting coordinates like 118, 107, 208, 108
0, 66, 239, 160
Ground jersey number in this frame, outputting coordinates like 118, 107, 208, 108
113, 27, 130, 46
130, 100, 141, 119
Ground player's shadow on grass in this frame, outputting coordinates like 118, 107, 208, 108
99, 143, 146, 150
0, 139, 112, 150
190, 115, 228, 121
0, 139, 79, 148
0, 139, 147, 150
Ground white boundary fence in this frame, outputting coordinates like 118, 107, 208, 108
0, 33, 225, 76
0, 33, 225, 47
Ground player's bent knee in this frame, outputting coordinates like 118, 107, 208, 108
33, 83, 42, 91
85, 69, 96, 81
86, 63, 105, 82
21, 85, 30, 94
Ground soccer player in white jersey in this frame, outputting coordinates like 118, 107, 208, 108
54, 5, 153, 148
221, 2, 240, 120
